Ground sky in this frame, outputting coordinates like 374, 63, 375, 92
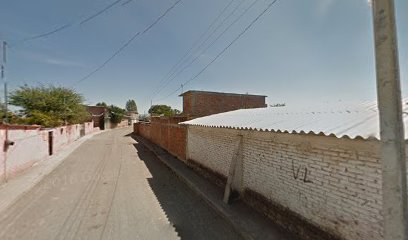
0, 0, 407, 113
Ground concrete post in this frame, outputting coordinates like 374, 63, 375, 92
223, 135, 243, 204
2, 41, 8, 183
372, 1, 408, 239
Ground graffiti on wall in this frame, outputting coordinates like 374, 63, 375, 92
291, 160, 313, 183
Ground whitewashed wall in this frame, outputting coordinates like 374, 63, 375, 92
0, 127, 48, 180
186, 125, 406, 240
52, 124, 81, 153
0, 122, 97, 182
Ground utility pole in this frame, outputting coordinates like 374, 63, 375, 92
3, 81, 7, 123
2, 41, 7, 124
372, 1, 408, 240
1, 41, 8, 183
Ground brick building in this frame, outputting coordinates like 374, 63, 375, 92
86, 106, 108, 130
179, 90, 267, 118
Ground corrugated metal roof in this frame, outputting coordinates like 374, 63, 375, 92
180, 100, 408, 140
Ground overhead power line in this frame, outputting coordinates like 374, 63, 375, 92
23, 23, 73, 42
152, 0, 237, 95
21, 0, 124, 43
121, 0, 134, 6
153, 0, 256, 99
155, 0, 279, 102
153, 0, 247, 99
72, 0, 183, 87
154, 83, 183, 102
80, 0, 123, 25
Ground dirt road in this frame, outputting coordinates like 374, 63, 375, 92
0, 127, 242, 240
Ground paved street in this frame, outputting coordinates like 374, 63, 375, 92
0, 128, 242, 240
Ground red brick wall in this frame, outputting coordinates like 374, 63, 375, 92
134, 117, 187, 161
183, 94, 194, 115
182, 91, 266, 117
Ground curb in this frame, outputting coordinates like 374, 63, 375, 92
137, 136, 254, 240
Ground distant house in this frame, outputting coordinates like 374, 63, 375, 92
126, 111, 139, 125
86, 106, 108, 130
179, 90, 267, 118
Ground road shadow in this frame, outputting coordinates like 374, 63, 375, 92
123, 132, 133, 137
127, 134, 242, 240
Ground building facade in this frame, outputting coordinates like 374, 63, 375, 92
180, 90, 267, 118
86, 106, 108, 130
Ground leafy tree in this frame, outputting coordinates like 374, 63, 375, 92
148, 105, 171, 116
0, 102, 6, 121
16, 110, 63, 127
96, 102, 107, 107
9, 85, 90, 127
148, 105, 180, 117
108, 105, 126, 124
125, 99, 138, 113
138, 113, 150, 122
95, 102, 125, 124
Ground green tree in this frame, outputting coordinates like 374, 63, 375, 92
9, 85, 90, 127
125, 99, 138, 112
172, 109, 181, 115
96, 102, 107, 107
0, 102, 6, 121
148, 105, 180, 117
108, 105, 126, 124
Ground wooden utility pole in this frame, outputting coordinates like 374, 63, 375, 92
372, 1, 408, 239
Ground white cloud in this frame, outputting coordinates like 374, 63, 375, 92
43, 58, 83, 67
18, 50, 84, 68
317, 0, 372, 16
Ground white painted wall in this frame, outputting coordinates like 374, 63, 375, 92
186, 125, 407, 240
0, 122, 97, 182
